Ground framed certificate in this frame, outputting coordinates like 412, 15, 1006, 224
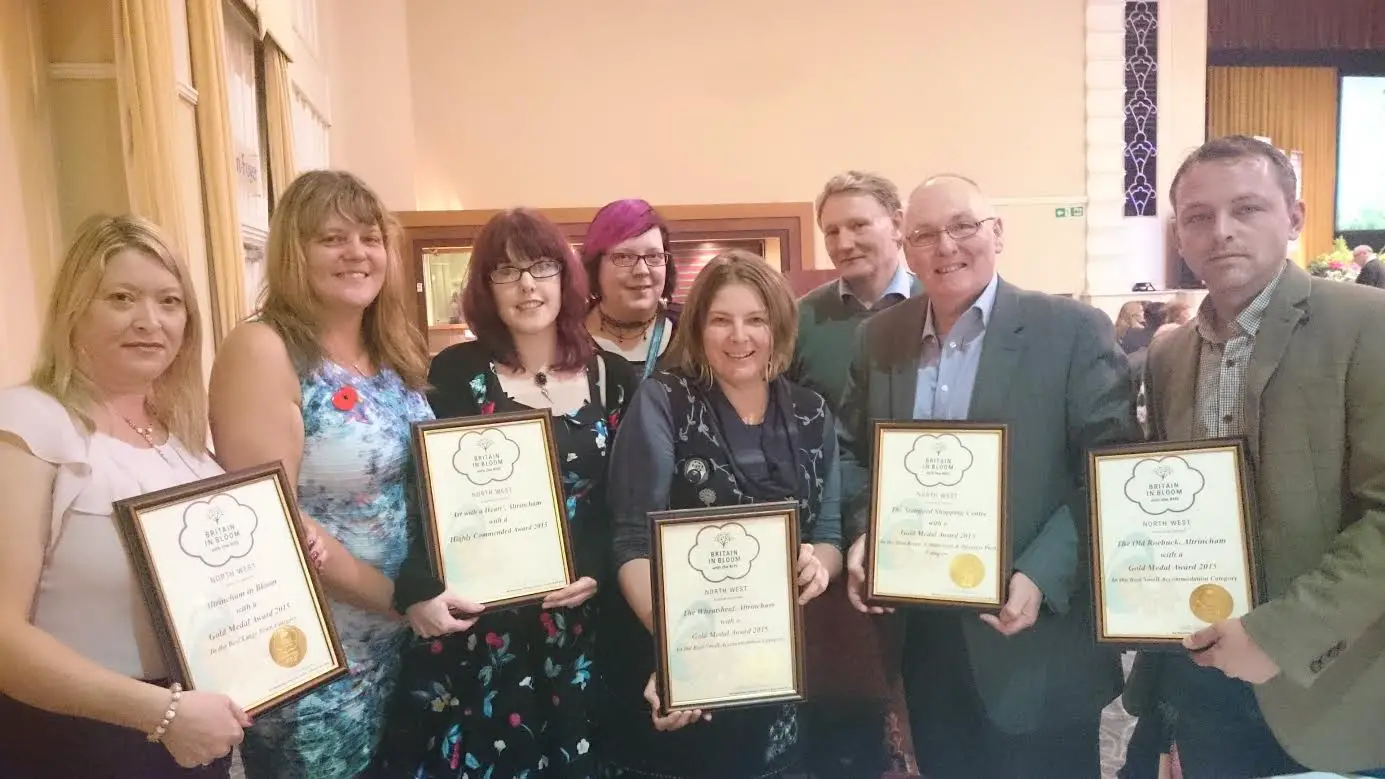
864, 421, 1010, 609
650, 502, 805, 714
115, 463, 348, 717
413, 409, 574, 609
1087, 439, 1261, 647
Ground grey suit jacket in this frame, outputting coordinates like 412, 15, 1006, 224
1127, 263, 1385, 773
836, 278, 1141, 733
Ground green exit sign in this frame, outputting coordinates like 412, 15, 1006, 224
1055, 207, 1067, 218
1071, 206, 1085, 217
1054, 206, 1086, 219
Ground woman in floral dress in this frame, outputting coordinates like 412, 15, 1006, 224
378, 208, 636, 778
210, 171, 433, 778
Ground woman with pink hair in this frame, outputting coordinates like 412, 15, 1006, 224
581, 199, 681, 378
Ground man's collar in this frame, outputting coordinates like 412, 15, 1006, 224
840, 261, 913, 307
923, 274, 1000, 340
1195, 262, 1286, 341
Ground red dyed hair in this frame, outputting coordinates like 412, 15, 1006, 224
580, 198, 676, 303
462, 208, 594, 371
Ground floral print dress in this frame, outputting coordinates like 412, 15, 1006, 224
240, 361, 433, 779
378, 345, 633, 779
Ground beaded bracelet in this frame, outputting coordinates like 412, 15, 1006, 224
146, 682, 184, 743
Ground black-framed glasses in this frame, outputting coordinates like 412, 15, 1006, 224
905, 217, 997, 248
607, 251, 670, 268
489, 258, 563, 284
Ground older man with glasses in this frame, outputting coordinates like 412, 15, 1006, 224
836, 174, 1141, 778
1354, 244, 1385, 289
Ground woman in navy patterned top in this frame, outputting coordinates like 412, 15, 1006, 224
598, 251, 844, 778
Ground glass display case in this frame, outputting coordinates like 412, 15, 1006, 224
398, 204, 815, 355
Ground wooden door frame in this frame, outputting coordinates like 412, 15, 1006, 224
398, 202, 816, 339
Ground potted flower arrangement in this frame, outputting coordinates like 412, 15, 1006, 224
1308, 238, 1361, 282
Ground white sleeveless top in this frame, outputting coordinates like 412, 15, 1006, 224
0, 385, 222, 679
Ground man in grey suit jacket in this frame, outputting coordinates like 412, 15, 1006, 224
1125, 135, 1385, 778
838, 175, 1141, 778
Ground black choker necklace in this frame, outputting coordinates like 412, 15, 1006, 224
599, 306, 657, 333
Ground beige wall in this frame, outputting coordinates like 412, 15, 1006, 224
0, 0, 1213, 383
325, 0, 1095, 293
327, 0, 418, 208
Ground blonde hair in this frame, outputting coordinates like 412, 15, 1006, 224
665, 250, 798, 385
1114, 301, 1146, 340
1162, 300, 1193, 326
815, 170, 902, 223
30, 214, 207, 453
256, 170, 429, 388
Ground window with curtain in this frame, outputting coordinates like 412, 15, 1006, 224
222, 1, 271, 308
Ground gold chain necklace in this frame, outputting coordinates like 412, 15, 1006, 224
111, 406, 199, 476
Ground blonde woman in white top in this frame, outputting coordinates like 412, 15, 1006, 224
0, 216, 250, 777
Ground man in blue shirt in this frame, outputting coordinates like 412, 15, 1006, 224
837, 174, 1140, 778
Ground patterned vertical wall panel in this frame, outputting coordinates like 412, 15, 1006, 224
1124, 1, 1158, 216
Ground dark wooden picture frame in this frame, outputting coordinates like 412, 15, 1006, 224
864, 420, 1012, 610
115, 463, 348, 717
649, 501, 806, 715
1086, 437, 1262, 649
412, 409, 575, 610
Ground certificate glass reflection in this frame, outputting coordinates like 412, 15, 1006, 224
866, 422, 1010, 609
651, 502, 805, 714
1088, 439, 1260, 646
414, 410, 574, 609
116, 464, 347, 716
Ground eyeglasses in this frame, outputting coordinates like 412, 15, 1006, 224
489, 258, 563, 284
607, 251, 671, 268
905, 217, 997, 248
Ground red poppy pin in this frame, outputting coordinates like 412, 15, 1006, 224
332, 385, 359, 412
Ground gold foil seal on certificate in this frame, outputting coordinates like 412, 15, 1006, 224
948, 553, 985, 589
269, 625, 309, 667
1189, 584, 1233, 624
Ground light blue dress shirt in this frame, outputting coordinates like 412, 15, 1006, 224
913, 274, 1000, 420
839, 261, 914, 311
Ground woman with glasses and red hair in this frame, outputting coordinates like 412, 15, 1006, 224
581, 199, 681, 379
377, 208, 637, 778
